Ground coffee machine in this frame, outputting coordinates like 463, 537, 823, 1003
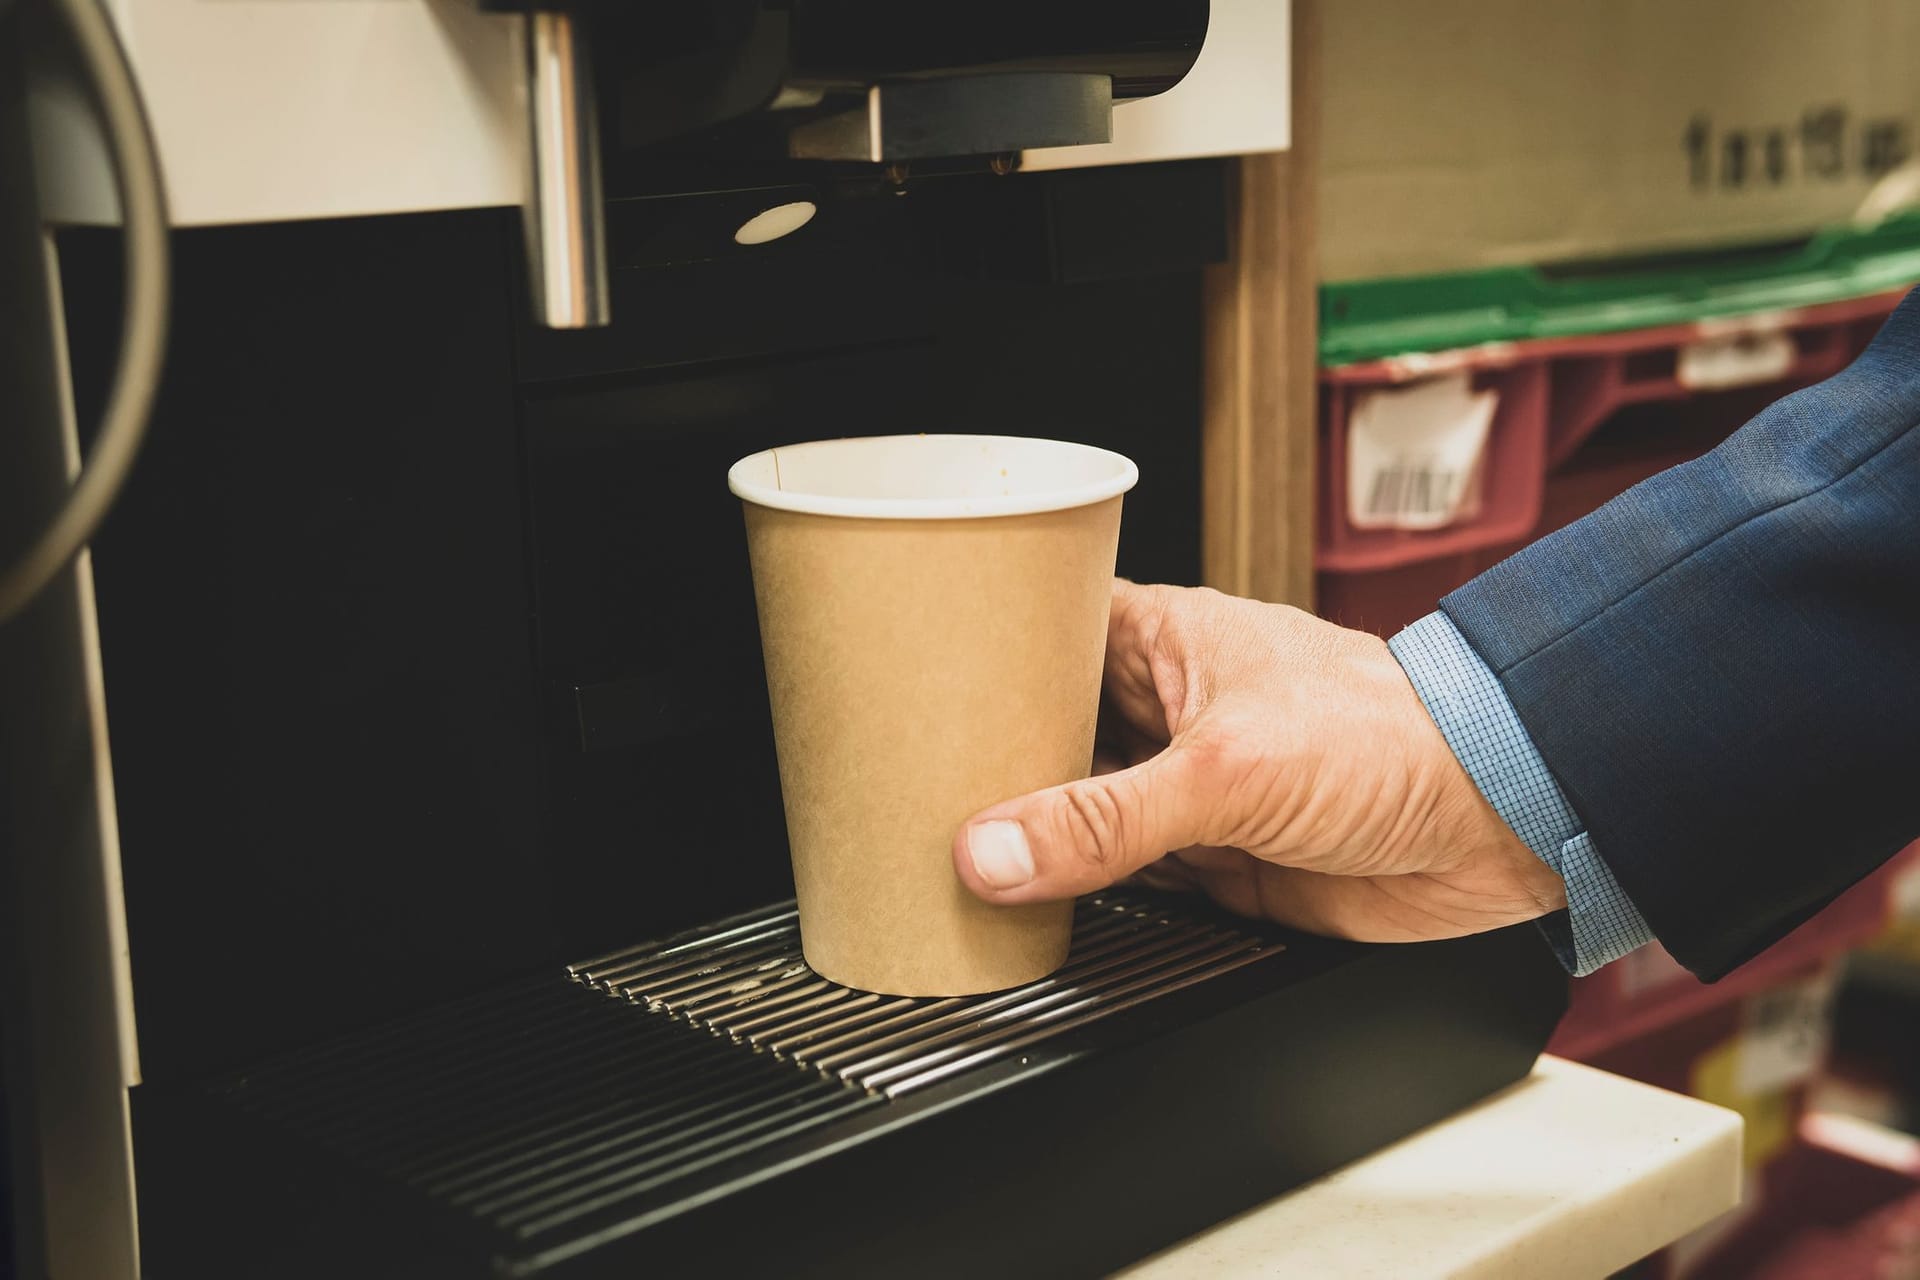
0, 3, 1565, 1276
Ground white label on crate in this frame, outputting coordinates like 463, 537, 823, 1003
1736, 970, 1839, 1097
1676, 331, 1796, 391
1346, 373, 1497, 531
1893, 857, 1920, 922
1802, 1111, 1920, 1171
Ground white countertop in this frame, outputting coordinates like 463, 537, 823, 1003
1117, 1056, 1743, 1280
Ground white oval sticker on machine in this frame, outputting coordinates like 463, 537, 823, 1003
735, 201, 818, 246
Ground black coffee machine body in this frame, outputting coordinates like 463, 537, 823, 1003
0, 4, 1564, 1276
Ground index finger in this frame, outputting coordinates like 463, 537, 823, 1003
1103, 579, 1172, 739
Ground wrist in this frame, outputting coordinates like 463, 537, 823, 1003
1387, 611, 1578, 922
1418, 710, 1570, 920
1371, 631, 1564, 907
1482, 808, 1571, 917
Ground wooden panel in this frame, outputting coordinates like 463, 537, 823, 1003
1201, 0, 1318, 606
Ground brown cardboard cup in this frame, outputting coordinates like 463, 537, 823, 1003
728, 435, 1138, 996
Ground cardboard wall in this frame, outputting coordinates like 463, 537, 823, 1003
1321, 0, 1920, 281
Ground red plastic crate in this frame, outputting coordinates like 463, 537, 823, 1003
1683, 1114, 1920, 1280
1578, 981, 1798, 1099
1581, 967, 1842, 1279
1537, 296, 1893, 470
1313, 292, 1920, 1162
1552, 844, 1920, 1063
1318, 381, 1795, 634
1316, 361, 1549, 573
1315, 290, 1904, 628
1533, 879, 1919, 1279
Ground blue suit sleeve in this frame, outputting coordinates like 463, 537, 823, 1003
1440, 289, 1920, 981
1391, 612, 1653, 975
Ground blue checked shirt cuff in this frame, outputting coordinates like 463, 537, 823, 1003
1388, 611, 1654, 976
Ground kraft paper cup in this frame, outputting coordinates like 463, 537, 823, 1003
729, 434, 1138, 996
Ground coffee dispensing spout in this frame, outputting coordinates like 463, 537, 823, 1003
498, 0, 1209, 329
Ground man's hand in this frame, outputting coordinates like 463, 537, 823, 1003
952, 581, 1567, 942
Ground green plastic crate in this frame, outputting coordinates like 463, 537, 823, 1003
1320, 214, 1920, 368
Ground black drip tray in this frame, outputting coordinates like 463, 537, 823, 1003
216, 896, 1269, 1257
131, 895, 1566, 1280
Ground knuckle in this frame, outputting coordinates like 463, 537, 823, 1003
1057, 782, 1129, 874
1177, 730, 1231, 776
1175, 732, 1268, 847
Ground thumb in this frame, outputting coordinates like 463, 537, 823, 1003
953, 744, 1218, 905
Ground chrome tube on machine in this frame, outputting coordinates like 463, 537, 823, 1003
522, 10, 609, 328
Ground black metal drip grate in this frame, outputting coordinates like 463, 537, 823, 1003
570, 893, 1279, 1098
210, 970, 877, 1250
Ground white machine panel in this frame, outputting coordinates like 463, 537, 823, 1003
37, 0, 525, 227
1024, 0, 1291, 170
34, 0, 1284, 228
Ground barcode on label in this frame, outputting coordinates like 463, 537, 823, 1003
1365, 464, 1464, 521
1346, 374, 1498, 533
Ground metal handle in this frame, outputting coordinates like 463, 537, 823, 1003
522, 10, 609, 328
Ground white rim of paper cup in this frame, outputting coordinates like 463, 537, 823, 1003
727, 434, 1139, 520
